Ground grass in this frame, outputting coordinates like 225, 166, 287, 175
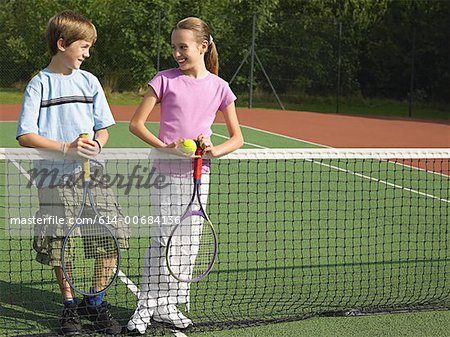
0, 88, 25, 105
189, 310, 450, 337
236, 92, 450, 120
105, 90, 145, 105
2, 88, 448, 120
0, 87, 449, 337
1, 123, 449, 337
0, 121, 319, 149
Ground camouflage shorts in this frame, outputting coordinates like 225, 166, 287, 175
33, 171, 129, 267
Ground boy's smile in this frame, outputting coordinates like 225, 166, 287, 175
55, 39, 92, 74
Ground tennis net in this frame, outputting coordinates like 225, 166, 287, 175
1, 148, 449, 335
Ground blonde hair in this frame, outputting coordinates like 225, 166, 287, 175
46, 10, 97, 56
173, 17, 218, 75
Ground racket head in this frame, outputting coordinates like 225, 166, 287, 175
166, 212, 218, 283
61, 221, 121, 296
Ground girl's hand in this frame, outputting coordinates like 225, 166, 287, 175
163, 140, 182, 149
197, 134, 216, 157
160, 139, 197, 158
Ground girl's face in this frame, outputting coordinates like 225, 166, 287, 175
171, 29, 208, 75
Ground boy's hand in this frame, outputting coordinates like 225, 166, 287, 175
78, 136, 101, 158
65, 136, 100, 159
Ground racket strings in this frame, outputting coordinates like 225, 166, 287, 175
63, 222, 119, 294
192, 224, 215, 279
168, 217, 216, 282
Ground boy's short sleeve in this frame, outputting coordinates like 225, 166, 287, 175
92, 76, 115, 130
16, 82, 42, 139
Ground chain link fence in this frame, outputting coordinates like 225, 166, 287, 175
1, 2, 449, 118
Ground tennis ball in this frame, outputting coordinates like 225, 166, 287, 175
180, 139, 197, 154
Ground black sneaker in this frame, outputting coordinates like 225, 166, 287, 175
60, 302, 82, 336
77, 297, 121, 335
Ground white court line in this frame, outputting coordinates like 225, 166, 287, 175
213, 123, 326, 147
310, 160, 450, 204
114, 268, 140, 297
9, 158, 186, 336
10, 159, 143, 293
241, 124, 328, 147
235, 125, 449, 178
212, 131, 449, 204
213, 132, 265, 149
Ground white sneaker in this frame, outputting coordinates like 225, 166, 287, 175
127, 307, 153, 334
153, 304, 192, 329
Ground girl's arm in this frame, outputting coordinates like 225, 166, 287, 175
129, 88, 168, 148
200, 102, 243, 157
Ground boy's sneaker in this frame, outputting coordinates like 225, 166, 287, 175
127, 307, 153, 334
77, 298, 121, 334
153, 304, 192, 329
60, 302, 82, 336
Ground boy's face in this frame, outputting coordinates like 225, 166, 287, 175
171, 29, 208, 74
59, 39, 92, 70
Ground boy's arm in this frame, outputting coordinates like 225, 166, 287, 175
94, 128, 108, 148
18, 133, 67, 152
18, 133, 102, 159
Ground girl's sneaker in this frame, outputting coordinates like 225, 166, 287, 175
153, 304, 192, 329
127, 307, 153, 334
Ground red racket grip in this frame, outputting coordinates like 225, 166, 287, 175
193, 146, 203, 181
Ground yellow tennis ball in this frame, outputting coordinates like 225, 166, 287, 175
180, 139, 197, 154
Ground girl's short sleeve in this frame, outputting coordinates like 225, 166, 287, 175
219, 83, 237, 111
148, 73, 164, 100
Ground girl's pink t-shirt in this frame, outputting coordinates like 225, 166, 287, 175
149, 68, 236, 144
149, 68, 236, 175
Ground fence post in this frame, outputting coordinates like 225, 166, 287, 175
230, 13, 284, 110
336, 20, 342, 114
249, 14, 256, 108
157, 11, 161, 72
408, 0, 417, 118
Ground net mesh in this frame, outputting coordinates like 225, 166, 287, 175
1, 148, 449, 336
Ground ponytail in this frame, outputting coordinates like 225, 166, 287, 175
206, 41, 219, 75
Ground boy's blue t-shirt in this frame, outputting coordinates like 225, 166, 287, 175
16, 68, 115, 186
17, 68, 114, 142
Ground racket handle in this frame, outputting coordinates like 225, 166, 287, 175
79, 133, 90, 181
193, 145, 203, 181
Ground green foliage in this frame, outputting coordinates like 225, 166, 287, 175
0, 0, 448, 104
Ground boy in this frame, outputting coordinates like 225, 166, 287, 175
16, 10, 126, 335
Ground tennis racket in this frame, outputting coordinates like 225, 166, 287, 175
61, 133, 121, 296
165, 144, 218, 283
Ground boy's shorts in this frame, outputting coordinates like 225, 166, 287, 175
33, 170, 129, 267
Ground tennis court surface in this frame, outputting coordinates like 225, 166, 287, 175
1, 124, 449, 336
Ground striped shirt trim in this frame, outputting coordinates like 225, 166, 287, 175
41, 96, 94, 108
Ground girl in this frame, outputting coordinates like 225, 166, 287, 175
127, 17, 243, 333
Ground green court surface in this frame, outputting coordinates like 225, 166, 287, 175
0, 121, 319, 149
1, 121, 449, 337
